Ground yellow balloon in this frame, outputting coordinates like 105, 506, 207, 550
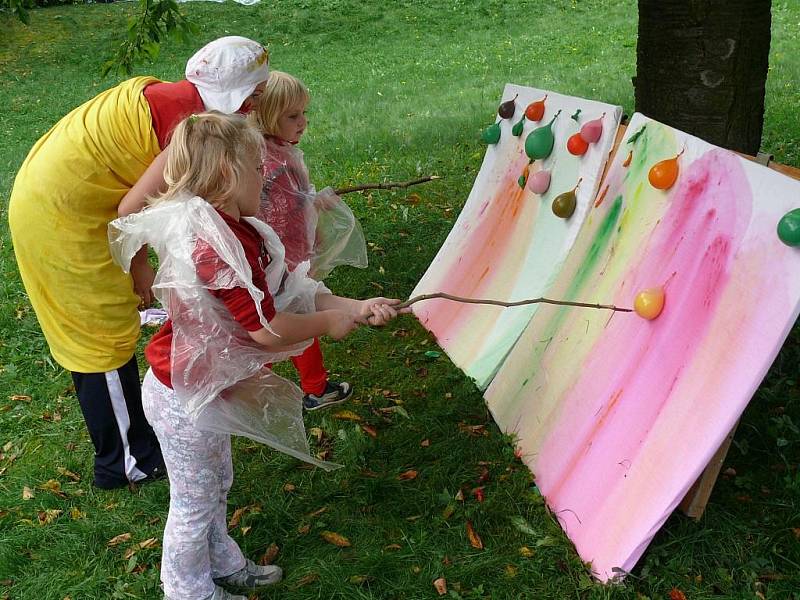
634, 287, 665, 320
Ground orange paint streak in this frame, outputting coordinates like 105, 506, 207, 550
594, 184, 610, 208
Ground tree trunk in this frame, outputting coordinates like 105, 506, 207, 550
634, 0, 772, 155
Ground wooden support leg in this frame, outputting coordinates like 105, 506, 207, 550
679, 420, 740, 520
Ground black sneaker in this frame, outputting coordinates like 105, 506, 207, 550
302, 381, 353, 411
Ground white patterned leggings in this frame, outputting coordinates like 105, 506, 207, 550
142, 369, 246, 600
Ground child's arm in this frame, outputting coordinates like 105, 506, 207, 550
248, 309, 364, 348
315, 294, 407, 326
118, 150, 169, 217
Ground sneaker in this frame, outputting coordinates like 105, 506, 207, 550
214, 559, 283, 590
302, 381, 353, 411
166, 585, 245, 600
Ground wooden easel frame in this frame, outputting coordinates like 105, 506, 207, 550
604, 123, 800, 520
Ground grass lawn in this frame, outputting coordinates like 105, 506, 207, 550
1, 1, 799, 598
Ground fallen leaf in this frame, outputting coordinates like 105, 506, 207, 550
107, 532, 132, 547
69, 507, 85, 520
442, 504, 455, 520
433, 577, 447, 595
10, 395, 31, 402
360, 424, 378, 438
37, 509, 62, 525
228, 507, 247, 529
442, 556, 452, 566
56, 467, 81, 482
722, 467, 737, 477
297, 524, 310, 535
504, 564, 518, 578
283, 483, 296, 493
669, 588, 687, 600
458, 422, 487, 437
454, 489, 464, 502
473, 487, 485, 503
39, 479, 67, 497
259, 543, 279, 565
792, 528, 800, 540
384, 544, 402, 551
349, 575, 374, 585
22, 486, 34, 500
406, 515, 423, 521
333, 410, 362, 422
240, 526, 251, 536
519, 546, 534, 558
477, 467, 490, 484
466, 520, 484, 549
307, 506, 328, 519
320, 531, 351, 547
397, 469, 418, 481
411, 565, 421, 574
292, 573, 319, 589
308, 427, 324, 443
420, 439, 431, 447
2, 442, 12, 452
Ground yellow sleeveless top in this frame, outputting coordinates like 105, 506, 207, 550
8, 76, 161, 373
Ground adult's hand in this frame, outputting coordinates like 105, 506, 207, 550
130, 247, 155, 308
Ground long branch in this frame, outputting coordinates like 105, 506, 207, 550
397, 292, 632, 313
334, 175, 440, 195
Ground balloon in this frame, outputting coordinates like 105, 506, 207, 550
777, 208, 800, 246
579, 114, 604, 144
567, 132, 589, 156
512, 116, 526, 137
634, 287, 665, 320
648, 151, 683, 190
528, 169, 551, 195
525, 110, 561, 160
498, 94, 518, 119
481, 122, 501, 145
524, 95, 547, 121
552, 178, 581, 219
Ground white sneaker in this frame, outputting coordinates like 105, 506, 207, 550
214, 558, 283, 589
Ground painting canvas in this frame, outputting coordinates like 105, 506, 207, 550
483, 112, 800, 580
411, 84, 623, 389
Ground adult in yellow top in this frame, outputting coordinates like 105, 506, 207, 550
8, 36, 269, 490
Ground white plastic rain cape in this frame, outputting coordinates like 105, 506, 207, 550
109, 196, 337, 470
258, 137, 367, 279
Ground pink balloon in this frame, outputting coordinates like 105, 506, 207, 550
528, 169, 551, 195
580, 116, 604, 144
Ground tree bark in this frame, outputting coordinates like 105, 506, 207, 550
634, 0, 772, 154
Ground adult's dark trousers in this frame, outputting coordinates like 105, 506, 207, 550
71, 354, 164, 488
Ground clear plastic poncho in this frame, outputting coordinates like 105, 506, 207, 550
258, 137, 367, 280
109, 196, 337, 470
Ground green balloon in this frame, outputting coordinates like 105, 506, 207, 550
552, 189, 577, 219
525, 111, 560, 160
481, 122, 501, 144
512, 116, 525, 137
777, 208, 800, 246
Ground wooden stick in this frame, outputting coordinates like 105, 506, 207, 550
334, 175, 441, 195
397, 291, 633, 313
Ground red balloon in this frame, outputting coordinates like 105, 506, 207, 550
567, 132, 589, 156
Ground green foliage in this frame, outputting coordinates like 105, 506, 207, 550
102, 0, 197, 77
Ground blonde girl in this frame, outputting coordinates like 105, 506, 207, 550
248, 71, 368, 411
109, 112, 400, 600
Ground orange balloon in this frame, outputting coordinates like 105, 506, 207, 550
648, 154, 681, 190
634, 287, 665, 320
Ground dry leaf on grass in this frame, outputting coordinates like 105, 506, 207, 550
9, 395, 31, 402
384, 544, 402, 551
39, 480, 67, 498
22, 486, 34, 500
37, 509, 62, 525
320, 531, 351, 547
349, 575, 374, 585
433, 578, 447, 595
228, 507, 247, 529
107, 532, 132, 547
669, 588, 687, 600
397, 469, 418, 481
420, 439, 431, 447
360, 424, 378, 438
56, 467, 81, 482
291, 573, 319, 589
259, 543, 279, 565
333, 410, 362, 422
466, 521, 484, 549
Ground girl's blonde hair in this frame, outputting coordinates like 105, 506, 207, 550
154, 111, 264, 209
249, 71, 310, 136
